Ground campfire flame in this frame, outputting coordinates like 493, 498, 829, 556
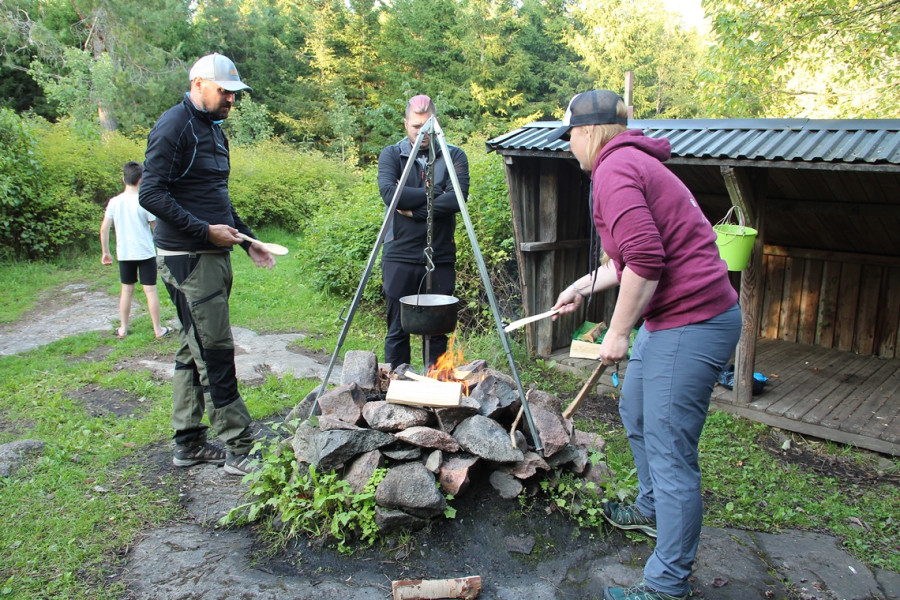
426, 337, 482, 395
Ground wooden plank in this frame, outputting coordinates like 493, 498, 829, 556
800, 353, 889, 425
711, 400, 898, 456
759, 347, 847, 417
538, 161, 558, 244
570, 339, 601, 360
392, 576, 482, 600
816, 260, 841, 348
852, 264, 882, 355
782, 352, 873, 421
386, 379, 462, 407
763, 244, 900, 268
763, 346, 847, 417
815, 359, 896, 427
878, 400, 900, 443
748, 344, 826, 412
797, 259, 823, 345
877, 267, 900, 358
761, 254, 785, 339
841, 366, 900, 436
834, 262, 861, 352
779, 256, 804, 342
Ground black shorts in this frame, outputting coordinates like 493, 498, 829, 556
119, 257, 158, 286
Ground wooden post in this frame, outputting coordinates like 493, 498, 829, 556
721, 166, 767, 405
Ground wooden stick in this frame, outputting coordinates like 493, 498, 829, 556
562, 362, 607, 419
392, 576, 482, 600
503, 308, 560, 333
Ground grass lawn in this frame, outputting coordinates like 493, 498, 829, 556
0, 229, 897, 598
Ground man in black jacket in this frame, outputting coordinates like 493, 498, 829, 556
377, 95, 470, 371
140, 53, 274, 476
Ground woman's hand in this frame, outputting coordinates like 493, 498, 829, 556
597, 330, 630, 364
551, 284, 585, 317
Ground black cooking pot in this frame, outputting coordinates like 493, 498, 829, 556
400, 294, 459, 336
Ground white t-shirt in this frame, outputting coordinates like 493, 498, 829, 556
104, 191, 157, 261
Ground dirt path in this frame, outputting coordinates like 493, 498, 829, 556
3, 285, 897, 600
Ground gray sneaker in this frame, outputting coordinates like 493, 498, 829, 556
224, 452, 259, 476
602, 502, 657, 538
173, 441, 226, 467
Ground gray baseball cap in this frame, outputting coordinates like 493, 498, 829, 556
189, 53, 251, 92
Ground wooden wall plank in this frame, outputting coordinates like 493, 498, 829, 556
761, 254, 785, 339
816, 261, 841, 348
877, 267, 900, 358
835, 262, 861, 351
780, 256, 804, 342
853, 265, 882, 355
798, 259, 823, 345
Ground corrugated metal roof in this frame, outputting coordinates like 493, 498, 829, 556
485, 119, 900, 165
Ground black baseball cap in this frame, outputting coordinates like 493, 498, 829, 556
547, 90, 627, 142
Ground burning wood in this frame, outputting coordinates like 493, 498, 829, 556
386, 379, 462, 408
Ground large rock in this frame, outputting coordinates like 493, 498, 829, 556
375, 462, 447, 519
433, 395, 480, 433
524, 391, 571, 458
394, 426, 460, 453
489, 470, 523, 499
453, 415, 524, 464
343, 449, 384, 494
374, 506, 428, 533
545, 444, 589, 474
340, 350, 378, 391
300, 428, 395, 472
362, 401, 431, 432
438, 454, 479, 495
0, 439, 44, 477
501, 451, 551, 480
317, 383, 366, 427
469, 374, 519, 419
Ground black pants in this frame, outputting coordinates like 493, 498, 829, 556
382, 261, 455, 370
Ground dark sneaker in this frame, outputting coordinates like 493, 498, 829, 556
602, 501, 657, 538
604, 581, 691, 600
173, 441, 226, 467
224, 452, 259, 476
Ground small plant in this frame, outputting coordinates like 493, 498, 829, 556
219, 431, 387, 554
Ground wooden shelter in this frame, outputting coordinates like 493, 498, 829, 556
486, 119, 900, 456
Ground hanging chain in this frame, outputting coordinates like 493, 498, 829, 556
423, 136, 436, 277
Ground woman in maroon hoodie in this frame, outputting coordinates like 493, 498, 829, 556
549, 90, 741, 600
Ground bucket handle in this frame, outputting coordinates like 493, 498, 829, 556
715, 205, 747, 231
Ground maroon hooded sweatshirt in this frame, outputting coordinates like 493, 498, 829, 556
591, 129, 737, 331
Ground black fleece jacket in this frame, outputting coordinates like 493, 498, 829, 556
139, 94, 253, 252
377, 137, 469, 264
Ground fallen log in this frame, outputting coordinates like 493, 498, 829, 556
392, 575, 482, 600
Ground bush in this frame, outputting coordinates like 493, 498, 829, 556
296, 167, 384, 304
0, 108, 42, 259
230, 140, 358, 232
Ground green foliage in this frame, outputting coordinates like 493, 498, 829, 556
295, 166, 384, 303
0, 108, 42, 259
700, 0, 900, 117
224, 97, 274, 145
229, 141, 358, 232
220, 432, 387, 554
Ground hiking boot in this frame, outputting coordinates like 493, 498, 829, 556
173, 441, 226, 467
602, 501, 657, 538
604, 581, 691, 600
224, 452, 259, 476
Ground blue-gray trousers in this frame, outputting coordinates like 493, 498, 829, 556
620, 303, 741, 595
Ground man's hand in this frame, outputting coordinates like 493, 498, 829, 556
101, 252, 113, 265
248, 243, 275, 269
208, 223, 242, 247
397, 209, 414, 218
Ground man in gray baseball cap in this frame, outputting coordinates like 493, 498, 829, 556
139, 52, 273, 477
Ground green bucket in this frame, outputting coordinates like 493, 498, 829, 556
714, 223, 758, 271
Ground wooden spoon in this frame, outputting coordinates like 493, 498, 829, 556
236, 232, 289, 256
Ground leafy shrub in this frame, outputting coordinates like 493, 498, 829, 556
230, 140, 358, 232
0, 114, 136, 258
296, 167, 384, 303
453, 141, 520, 332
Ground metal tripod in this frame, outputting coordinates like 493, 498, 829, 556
308, 116, 543, 454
